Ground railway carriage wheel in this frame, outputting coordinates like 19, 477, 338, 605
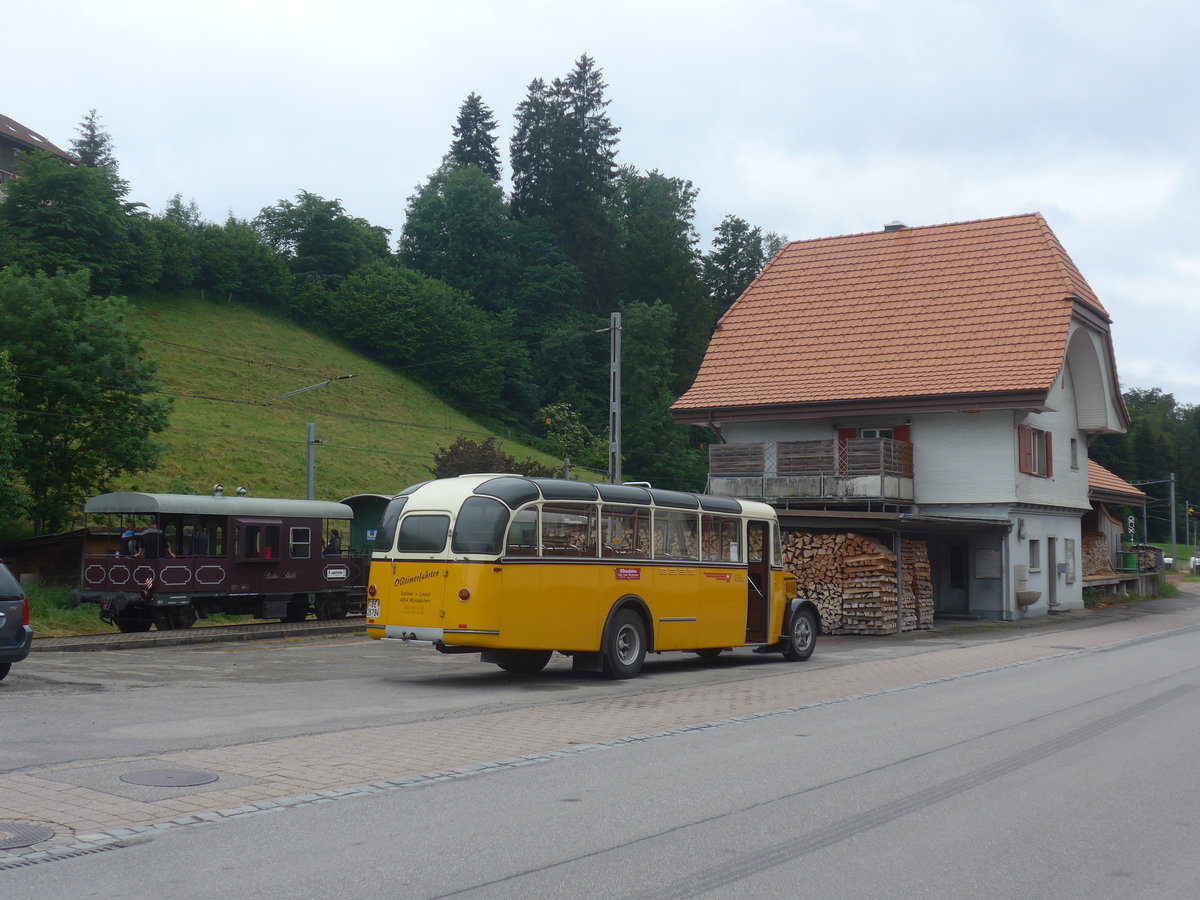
602, 608, 647, 679
152, 607, 196, 630
114, 610, 153, 633
282, 594, 309, 623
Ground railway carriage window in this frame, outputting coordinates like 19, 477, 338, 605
654, 510, 698, 560
601, 505, 650, 558
290, 527, 312, 559
506, 507, 538, 556
396, 515, 450, 553
541, 504, 597, 557
243, 524, 281, 559
452, 497, 508, 555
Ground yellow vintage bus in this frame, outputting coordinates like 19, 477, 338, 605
364, 474, 818, 678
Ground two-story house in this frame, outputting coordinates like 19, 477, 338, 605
0, 113, 75, 189
671, 213, 1129, 620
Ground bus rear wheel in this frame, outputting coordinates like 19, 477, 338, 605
603, 609, 647, 679
494, 650, 553, 674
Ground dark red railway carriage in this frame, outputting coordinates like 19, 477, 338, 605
75, 491, 364, 632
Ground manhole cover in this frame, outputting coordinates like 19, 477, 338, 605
120, 769, 219, 787
0, 822, 55, 849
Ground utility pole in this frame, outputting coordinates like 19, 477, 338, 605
306, 424, 321, 501
1170, 472, 1177, 568
275, 375, 354, 500
603, 312, 622, 484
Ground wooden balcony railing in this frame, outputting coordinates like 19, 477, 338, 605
707, 439, 914, 502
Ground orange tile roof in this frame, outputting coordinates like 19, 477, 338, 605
1087, 459, 1146, 500
673, 213, 1106, 419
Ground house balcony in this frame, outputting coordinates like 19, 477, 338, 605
706, 438, 915, 504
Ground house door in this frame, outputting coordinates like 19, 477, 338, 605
746, 521, 770, 643
938, 539, 970, 614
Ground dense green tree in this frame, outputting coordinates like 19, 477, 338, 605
619, 300, 706, 490
148, 196, 202, 292
1090, 388, 1200, 543
429, 436, 554, 479
0, 352, 25, 523
253, 191, 390, 288
69, 109, 122, 180
326, 260, 534, 416
703, 214, 766, 313
449, 92, 502, 181
195, 217, 292, 308
0, 151, 156, 295
0, 269, 171, 532
510, 55, 621, 312
539, 401, 606, 470
398, 162, 515, 312
615, 168, 714, 390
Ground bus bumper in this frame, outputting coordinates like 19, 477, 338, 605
378, 625, 445, 644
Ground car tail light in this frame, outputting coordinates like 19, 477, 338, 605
21, 593, 29, 626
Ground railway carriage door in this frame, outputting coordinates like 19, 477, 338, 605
746, 520, 770, 642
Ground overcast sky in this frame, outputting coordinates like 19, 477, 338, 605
9, 0, 1198, 405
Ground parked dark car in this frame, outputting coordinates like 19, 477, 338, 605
0, 562, 33, 681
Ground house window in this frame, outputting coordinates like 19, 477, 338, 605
860, 427, 894, 439
1018, 425, 1053, 477
1065, 538, 1076, 584
1070, 438, 1079, 469
1029, 539, 1041, 572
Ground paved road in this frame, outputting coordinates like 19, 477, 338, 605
3, 589, 1199, 894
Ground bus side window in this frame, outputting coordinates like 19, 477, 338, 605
542, 504, 597, 557
506, 507, 538, 556
655, 510, 698, 560
602, 505, 647, 558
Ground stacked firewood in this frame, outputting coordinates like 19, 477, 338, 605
780, 531, 933, 635
1082, 533, 1114, 576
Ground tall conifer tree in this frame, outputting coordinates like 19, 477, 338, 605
449, 92, 502, 181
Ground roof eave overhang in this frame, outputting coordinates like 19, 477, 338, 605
1089, 489, 1147, 508
672, 389, 1051, 425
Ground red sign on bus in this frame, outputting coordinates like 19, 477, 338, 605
614, 568, 641, 580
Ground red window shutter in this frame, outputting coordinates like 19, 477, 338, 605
1018, 425, 1033, 474
1044, 432, 1053, 477
893, 425, 910, 443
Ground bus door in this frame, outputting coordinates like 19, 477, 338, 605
746, 520, 771, 643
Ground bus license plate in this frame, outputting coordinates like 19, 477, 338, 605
367, 598, 380, 618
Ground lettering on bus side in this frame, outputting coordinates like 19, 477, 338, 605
393, 569, 443, 587
614, 568, 641, 580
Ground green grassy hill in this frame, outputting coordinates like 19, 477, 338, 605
115, 294, 558, 501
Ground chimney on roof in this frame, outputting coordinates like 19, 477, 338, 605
884, 221, 907, 232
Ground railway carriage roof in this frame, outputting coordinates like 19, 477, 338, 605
84, 492, 354, 519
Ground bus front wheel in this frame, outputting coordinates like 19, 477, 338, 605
783, 607, 817, 662
603, 609, 647, 679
